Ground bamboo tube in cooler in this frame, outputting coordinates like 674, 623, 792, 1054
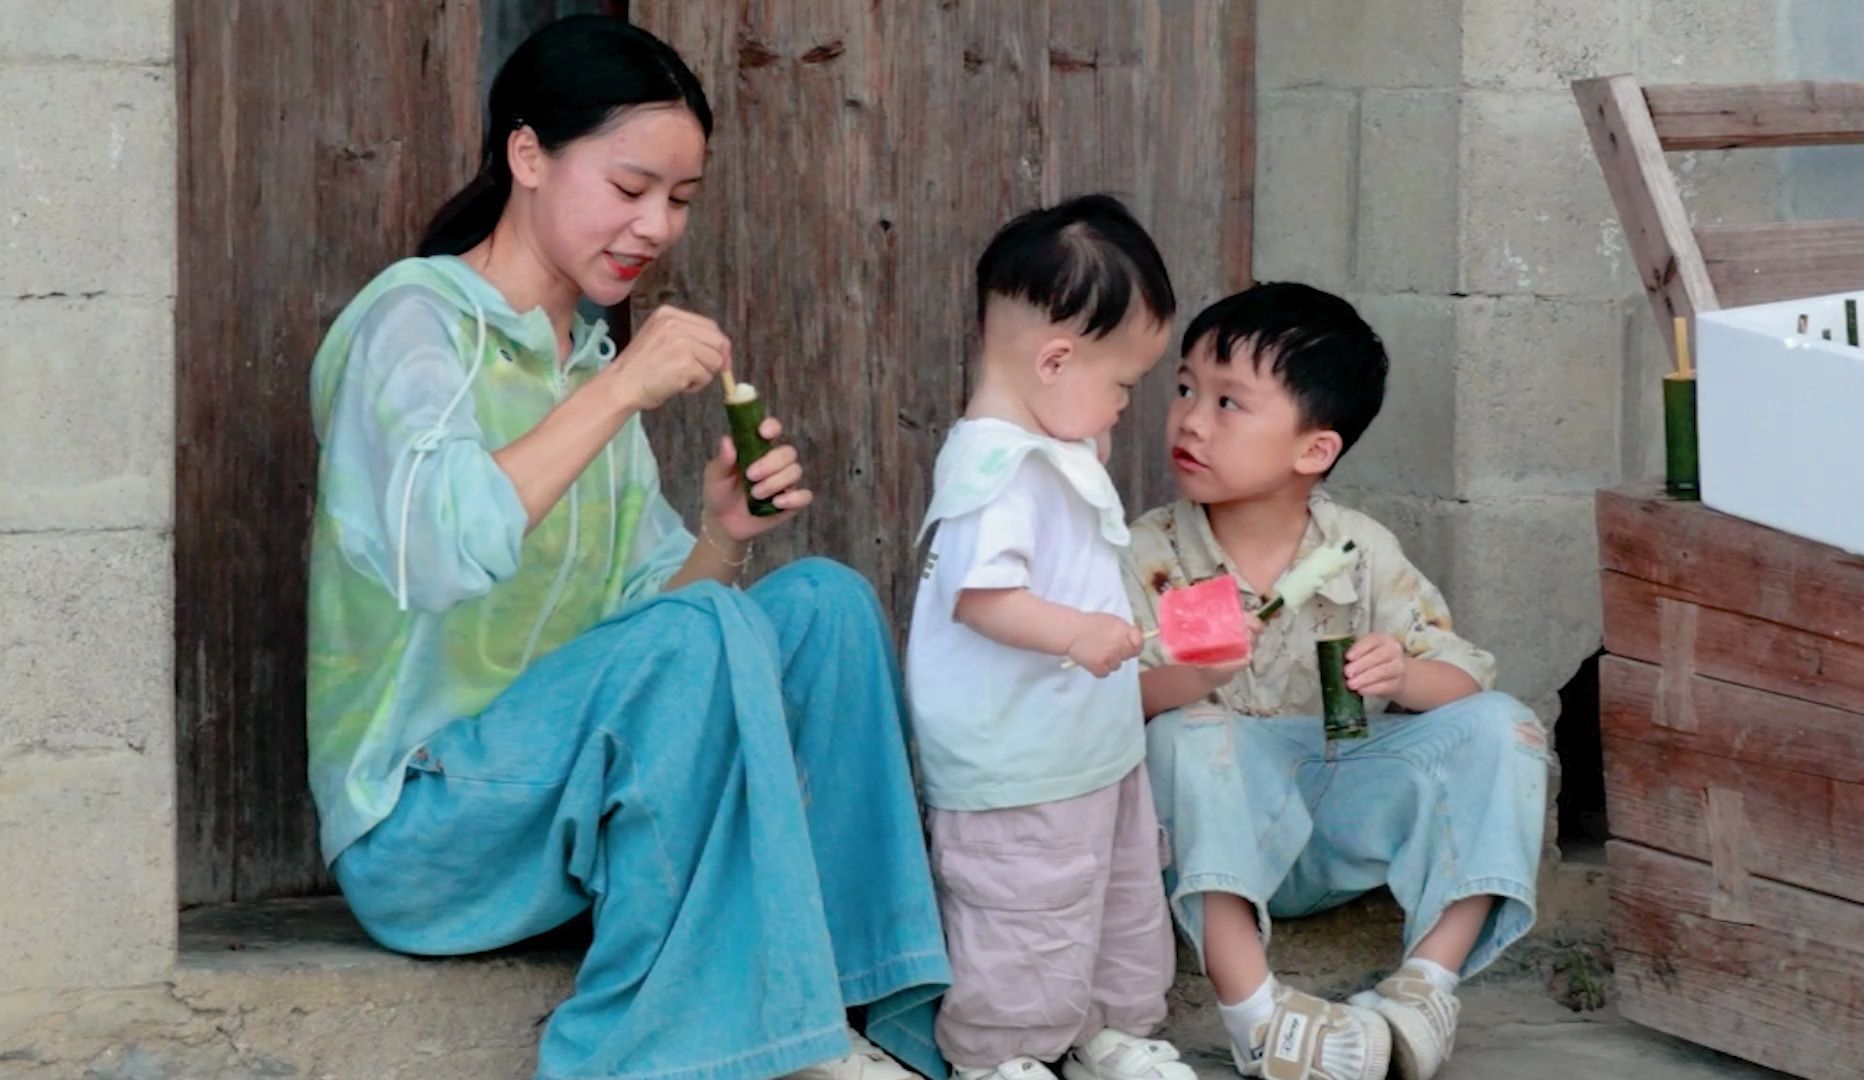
1316, 635, 1368, 740
723, 384, 782, 517
1663, 373, 1700, 500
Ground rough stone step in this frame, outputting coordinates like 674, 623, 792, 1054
2, 860, 1611, 1078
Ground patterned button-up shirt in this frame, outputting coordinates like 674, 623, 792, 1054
1120, 492, 1495, 717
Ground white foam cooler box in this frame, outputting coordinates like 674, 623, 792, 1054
1694, 290, 1864, 556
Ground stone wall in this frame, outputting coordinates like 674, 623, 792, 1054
0, 0, 178, 994
1780, 1, 1864, 219
1253, 0, 1788, 739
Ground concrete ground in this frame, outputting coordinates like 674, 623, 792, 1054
0, 859, 1786, 1079
1146, 860, 1786, 1078
1156, 966, 1785, 1079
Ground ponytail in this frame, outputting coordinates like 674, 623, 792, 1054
418, 169, 509, 257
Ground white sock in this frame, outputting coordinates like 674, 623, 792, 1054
1218, 976, 1278, 1052
1405, 957, 1461, 996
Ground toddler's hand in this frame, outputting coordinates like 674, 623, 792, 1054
1345, 633, 1408, 698
1067, 613, 1144, 678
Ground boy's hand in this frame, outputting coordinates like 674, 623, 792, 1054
1344, 633, 1408, 698
1189, 658, 1250, 692
1188, 610, 1262, 689
1067, 613, 1144, 678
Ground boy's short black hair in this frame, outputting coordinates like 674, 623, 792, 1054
975, 193, 1177, 337
1183, 283, 1388, 459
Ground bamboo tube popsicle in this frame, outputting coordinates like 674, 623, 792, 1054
1316, 634, 1368, 740
720, 369, 782, 517
1663, 316, 1699, 500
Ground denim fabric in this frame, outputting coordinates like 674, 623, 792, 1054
333, 560, 951, 1080
1145, 691, 1548, 978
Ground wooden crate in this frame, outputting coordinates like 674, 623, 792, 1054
1597, 484, 1864, 1078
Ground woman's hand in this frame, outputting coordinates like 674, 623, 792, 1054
702, 415, 813, 543
605, 305, 731, 411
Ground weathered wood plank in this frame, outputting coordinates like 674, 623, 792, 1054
1698, 219, 1864, 308
1604, 725, 1864, 903
1043, 0, 1251, 521
1646, 81, 1864, 151
1597, 484, 1864, 647
1609, 841, 1864, 1080
1601, 571, 1864, 716
1221, 5, 1254, 295
635, 1, 1254, 632
1601, 655, 1864, 785
1573, 76, 1719, 358
1703, 786, 1753, 924
631, 0, 1040, 628
1654, 596, 1698, 732
176, 0, 481, 903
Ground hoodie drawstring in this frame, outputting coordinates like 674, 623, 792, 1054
515, 332, 619, 671
394, 312, 621, 675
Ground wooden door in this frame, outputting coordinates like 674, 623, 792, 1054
174, 0, 483, 904
631, 0, 1255, 624
172, 0, 1250, 904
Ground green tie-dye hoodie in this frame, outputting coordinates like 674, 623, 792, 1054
307, 256, 693, 863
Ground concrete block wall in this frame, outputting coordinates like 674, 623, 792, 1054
0, 0, 178, 993
1254, 0, 1788, 742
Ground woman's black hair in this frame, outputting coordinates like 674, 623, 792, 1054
418, 15, 713, 257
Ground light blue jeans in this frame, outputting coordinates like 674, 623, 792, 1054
332, 560, 951, 1080
1145, 692, 1548, 978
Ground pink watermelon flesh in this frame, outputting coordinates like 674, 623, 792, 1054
1158, 577, 1252, 665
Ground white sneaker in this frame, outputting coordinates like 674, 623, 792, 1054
1062, 1029, 1197, 1080
954, 1058, 1058, 1080
789, 1029, 924, 1080
1348, 963, 1460, 1080
1231, 983, 1391, 1080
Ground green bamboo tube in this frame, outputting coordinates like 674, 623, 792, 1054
723, 383, 782, 517
1847, 299, 1858, 347
1663, 373, 1699, 500
1316, 634, 1368, 740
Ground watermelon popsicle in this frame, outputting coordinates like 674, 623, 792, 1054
1057, 537, 1358, 669
1151, 538, 1358, 663
1157, 576, 1253, 665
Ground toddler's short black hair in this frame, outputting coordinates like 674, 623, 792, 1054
1183, 283, 1388, 459
975, 193, 1176, 337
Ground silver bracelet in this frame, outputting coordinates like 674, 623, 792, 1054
699, 520, 753, 568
